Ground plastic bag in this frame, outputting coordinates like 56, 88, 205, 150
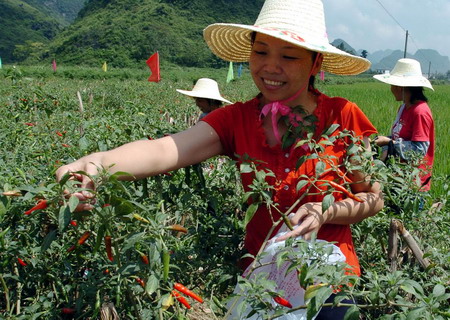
226, 230, 345, 320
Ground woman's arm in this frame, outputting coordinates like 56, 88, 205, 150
277, 137, 384, 241
56, 122, 223, 207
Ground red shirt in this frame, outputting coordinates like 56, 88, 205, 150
391, 101, 434, 190
202, 91, 377, 275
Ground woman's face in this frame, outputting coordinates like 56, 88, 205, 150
390, 85, 406, 101
249, 33, 321, 104
195, 98, 215, 113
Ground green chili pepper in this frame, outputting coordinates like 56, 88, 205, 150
162, 249, 170, 281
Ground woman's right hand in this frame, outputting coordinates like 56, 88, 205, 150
374, 135, 391, 147
55, 153, 104, 211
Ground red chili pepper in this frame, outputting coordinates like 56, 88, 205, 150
61, 308, 75, 314
56, 131, 63, 137
67, 231, 91, 252
328, 181, 364, 203
274, 296, 293, 308
62, 143, 70, 148
168, 224, 188, 234
174, 283, 203, 303
172, 290, 191, 309
140, 254, 149, 265
17, 258, 27, 266
24, 199, 48, 215
136, 277, 145, 288
78, 231, 90, 245
69, 220, 77, 227
24, 122, 35, 126
105, 236, 114, 262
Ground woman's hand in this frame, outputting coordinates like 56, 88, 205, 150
276, 202, 325, 241
374, 135, 391, 147
56, 153, 105, 211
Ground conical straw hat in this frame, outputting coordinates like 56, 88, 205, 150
203, 0, 370, 75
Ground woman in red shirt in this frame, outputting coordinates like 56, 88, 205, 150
374, 58, 435, 190
56, 0, 384, 318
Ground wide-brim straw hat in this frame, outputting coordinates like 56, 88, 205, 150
203, 0, 370, 76
176, 78, 232, 104
373, 58, 434, 90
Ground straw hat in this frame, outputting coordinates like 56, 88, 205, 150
203, 0, 370, 76
176, 78, 232, 104
373, 58, 434, 90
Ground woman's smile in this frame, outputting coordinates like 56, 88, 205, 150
249, 33, 320, 104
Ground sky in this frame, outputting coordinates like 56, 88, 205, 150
322, 0, 450, 59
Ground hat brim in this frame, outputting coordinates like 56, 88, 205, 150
373, 74, 434, 91
176, 89, 232, 104
203, 23, 371, 76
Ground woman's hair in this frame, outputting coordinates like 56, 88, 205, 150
250, 31, 317, 90
408, 86, 428, 103
209, 99, 223, 107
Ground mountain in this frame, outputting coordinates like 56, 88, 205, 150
21, 0, 85, 25
331, 39, 450, 74
38, 0, 265, 68
1, 0, 449, 73
331, 39, 357, 55
365, 49, 394, 65
371, 49, 450, 75
0, 0, 84, 63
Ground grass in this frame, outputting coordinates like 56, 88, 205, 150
1, 64, 449, 197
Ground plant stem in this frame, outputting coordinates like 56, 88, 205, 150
0, 275, 10, 312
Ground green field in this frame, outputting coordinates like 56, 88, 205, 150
0, 65, 448, 319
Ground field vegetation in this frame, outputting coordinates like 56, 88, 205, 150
0, 64, 449, 319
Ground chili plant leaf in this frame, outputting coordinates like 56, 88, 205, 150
321, 194, 335, 214
343, 305, 360, 320
68, 195, 79, 213
145, 274, 159, 295
41, 229, 57, 252
244, 203, 258, 227
315, 161, 326, 177
58, 205, 71, 232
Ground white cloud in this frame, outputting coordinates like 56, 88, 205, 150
322, 0, 450, 58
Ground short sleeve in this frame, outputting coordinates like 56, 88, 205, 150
410, 109, 433, 142
200, 103, 240, 158
342, 101, 378, 138
322, 96, 377, 138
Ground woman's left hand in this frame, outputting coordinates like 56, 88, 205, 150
276, 202, 326, 242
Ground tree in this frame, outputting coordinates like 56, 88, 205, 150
360, 50, 368, 58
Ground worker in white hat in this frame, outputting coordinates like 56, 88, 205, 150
176, 78, 232, 120
374, 58, 435, 190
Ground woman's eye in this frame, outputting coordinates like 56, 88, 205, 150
253, 50, 266, 55
283, 56, 298, 60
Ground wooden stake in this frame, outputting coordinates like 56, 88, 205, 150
77, 91, 85, 136
388, 219, 399, 272
394, 220, 430, 269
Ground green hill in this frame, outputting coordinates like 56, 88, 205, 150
0, 0, 84, 63
45, 0, 263, 68
22, 0, 86, 24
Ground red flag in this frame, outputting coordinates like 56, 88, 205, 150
146, 52, 160, 82
52, 59, 57, 72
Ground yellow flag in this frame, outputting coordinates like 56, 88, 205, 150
102, 62, 107, 72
